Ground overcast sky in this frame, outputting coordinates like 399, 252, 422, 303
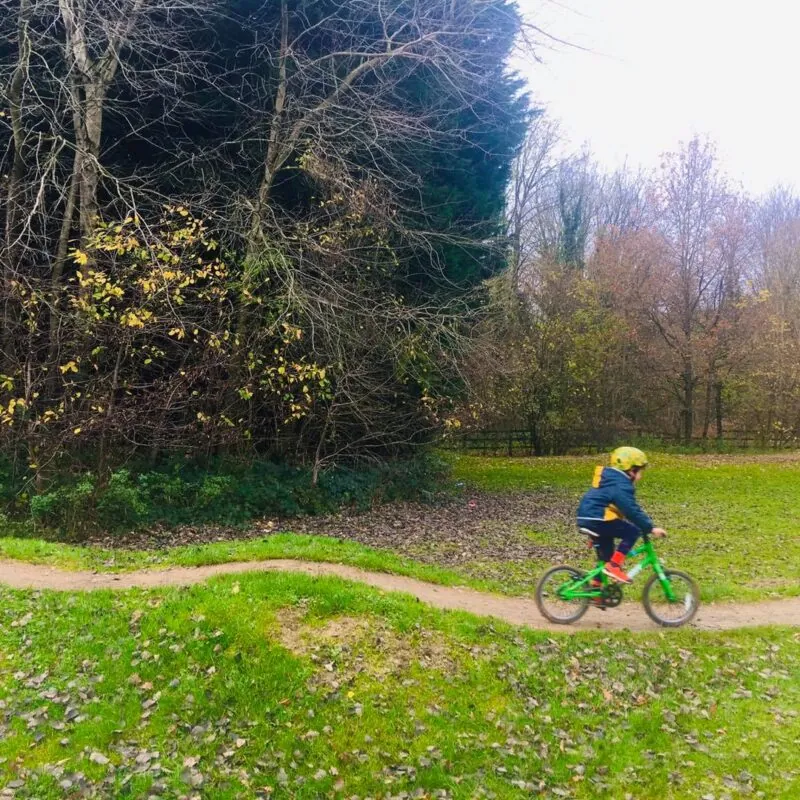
516, 0, 798, 194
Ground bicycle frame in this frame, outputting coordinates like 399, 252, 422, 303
556, 535, 678, 602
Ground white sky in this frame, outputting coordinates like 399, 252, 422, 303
516, 0, 799, 194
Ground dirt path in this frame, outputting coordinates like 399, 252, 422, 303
1, 558, 797, 632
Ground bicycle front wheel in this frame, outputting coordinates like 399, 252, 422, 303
642, 569, 700, 627
535, 566, 590, 624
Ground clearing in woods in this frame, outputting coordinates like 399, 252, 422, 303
1, 454, 799, 798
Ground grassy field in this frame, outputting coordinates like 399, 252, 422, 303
448, 453, 800, 602
2, 453, 799, 604
1, 573, 798, 799
1, 455, 799, 797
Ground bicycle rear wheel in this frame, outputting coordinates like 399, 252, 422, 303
642, 569, 700, 627
535, 566, 590, 624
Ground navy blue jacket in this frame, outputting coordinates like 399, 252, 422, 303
577, 466, 654, 533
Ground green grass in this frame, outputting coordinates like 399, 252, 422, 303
1, 573, 798, 798
449, 453, 800, 602
2, 452, 799, 604
0, 532, 503, 587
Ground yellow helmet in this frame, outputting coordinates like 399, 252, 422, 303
610, 446, 648, 472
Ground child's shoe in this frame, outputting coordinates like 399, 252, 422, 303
604, 562, 632, 584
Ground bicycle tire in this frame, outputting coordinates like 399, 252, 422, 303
535, 565, 590, 624
642, 569, 700, 627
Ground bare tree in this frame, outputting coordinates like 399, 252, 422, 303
648, 137, 731, 441
595, 163, 651, 239
507, 113, 561, 287
739, 187, 800, 440
58, 0, 147, 244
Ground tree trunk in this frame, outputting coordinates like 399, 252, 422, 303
682, 359, 694, 444
240, 0, 289, 336
311, 404, 334, 487
58, 0, 144, 246
5, 0, 31, 264
45, 144, 81, 395
3, 0, 32, 367
715, 381, 724, 440
702, 374, 712, 440
77, 83, 106, 245
97, 345, 124, 478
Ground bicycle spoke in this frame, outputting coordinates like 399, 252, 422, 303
536, 566, 591, 624
646, 572, 698, 624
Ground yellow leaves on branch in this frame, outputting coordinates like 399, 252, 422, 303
2, 398, 68, 431
54, 207, 339, 437
0, 397, 26, 427
281, 322, 303, 343
72, 249, 90, 266
119, 309, 154, 329
5, 398, 25, 414
261, 355, 331, 422
239, 326, 332, 421
74, 269, 125, 311
67, 209, 230, 336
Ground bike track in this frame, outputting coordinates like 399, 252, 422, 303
1, 558, 798, 632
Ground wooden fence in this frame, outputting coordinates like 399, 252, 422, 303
442, 428, 799, 456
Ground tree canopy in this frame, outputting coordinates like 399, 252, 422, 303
0, 0, 529, 480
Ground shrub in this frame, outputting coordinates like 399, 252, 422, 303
11, 453, 449, 537
29, 474, 96, 534
96, 470, 149, 531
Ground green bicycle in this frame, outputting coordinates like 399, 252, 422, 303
535, 528, 700, 627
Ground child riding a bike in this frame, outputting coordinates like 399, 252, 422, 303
536, 447, 697, 627
577, 447, 666, 584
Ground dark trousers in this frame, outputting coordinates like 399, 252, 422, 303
580, 519, 640, 561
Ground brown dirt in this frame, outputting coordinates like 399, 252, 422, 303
1, 557, 798, 633
272, 610, 454, 680
273, 609, 372, 657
